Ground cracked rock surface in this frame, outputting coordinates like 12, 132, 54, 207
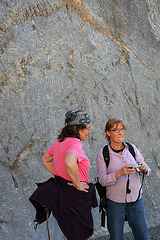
0, 1, 160, 239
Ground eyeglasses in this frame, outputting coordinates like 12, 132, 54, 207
110, 129, 125, 133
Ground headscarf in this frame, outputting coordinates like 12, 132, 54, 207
65, 109, 91, 125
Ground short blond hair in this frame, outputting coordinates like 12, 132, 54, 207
105, 118, 126, 141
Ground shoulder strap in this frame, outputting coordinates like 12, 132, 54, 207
96, 145, 109, 227
102, 145, 110, 168
103, 142, 136, 169
125, 142, 135, 159
125, 142, 144, 205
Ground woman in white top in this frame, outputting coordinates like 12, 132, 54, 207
97, 118, 151, 240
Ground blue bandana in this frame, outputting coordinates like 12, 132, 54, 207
65, 109, 91, 125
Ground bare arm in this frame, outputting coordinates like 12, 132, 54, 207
64, 152, 89, 192
42, 152, 54, 174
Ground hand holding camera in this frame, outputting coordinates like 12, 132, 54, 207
132, 164, 142, 173
137, 161, 148, 174
131, 162, 148, 174
116, 163, 148, 180
116, 165, 136, 179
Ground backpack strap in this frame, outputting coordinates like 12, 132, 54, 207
125, 142, 135, 159
102, 145, 110, 168
95, 145, 109, 227
103, 142, 135, 168
45, 208, 51, 240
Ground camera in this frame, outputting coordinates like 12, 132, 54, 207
132, 164, 141, 173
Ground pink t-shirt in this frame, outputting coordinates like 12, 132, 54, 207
47, 137, 90, 183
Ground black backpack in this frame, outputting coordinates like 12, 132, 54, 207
95, 142, 135, 227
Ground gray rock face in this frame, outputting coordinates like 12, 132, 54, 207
0, 0, 160, 239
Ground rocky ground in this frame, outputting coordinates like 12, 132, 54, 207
93, 225, 160, 239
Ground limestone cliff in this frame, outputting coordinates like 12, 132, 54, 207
0, 0, 160, 239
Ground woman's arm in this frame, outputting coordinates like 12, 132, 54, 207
97, 149, 135, 185
132, 144, 151, 176
64, 152, 89, 192
42, 152, 54, 174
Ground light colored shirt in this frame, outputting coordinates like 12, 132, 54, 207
97, 142, 151, 203
47, 137, 90, 183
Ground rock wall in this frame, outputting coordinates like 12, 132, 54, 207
0, 0, 160, 239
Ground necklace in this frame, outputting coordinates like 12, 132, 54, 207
110, 144, 125, 153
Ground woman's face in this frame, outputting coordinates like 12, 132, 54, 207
79, 124, 91, 141
106, 123, 125, 144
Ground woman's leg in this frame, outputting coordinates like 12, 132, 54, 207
106, 199, 126, 240
127, 198, 149, 240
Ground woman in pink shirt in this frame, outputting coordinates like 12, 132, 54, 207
30, 109, 97, 240
97, 118, 151, 240
42, 109, 91, 190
